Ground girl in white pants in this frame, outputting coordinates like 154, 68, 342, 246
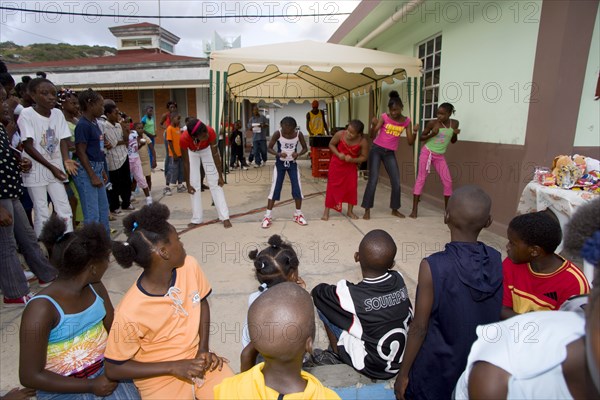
181, 118, 232, 228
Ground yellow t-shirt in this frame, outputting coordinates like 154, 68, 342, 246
214, 362, 341, 400
166, 125, 182, 157
105, 256, 214, 399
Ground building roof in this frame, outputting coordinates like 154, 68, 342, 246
6, 49, 206, 74
109, 22, 180, 44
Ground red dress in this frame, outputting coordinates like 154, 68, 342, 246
325, 132, 362, 211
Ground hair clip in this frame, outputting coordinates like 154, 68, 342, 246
258, 282, 268, 292
261, 262, 265, 269
132, 222, 139, 233
56, 233, 66, 243
123, 242, 130, 246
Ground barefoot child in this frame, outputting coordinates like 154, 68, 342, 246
501, 211, 590, 319
240, 235, 306, 372
410, 103, 460, 218
215, 283, 340, 399
322, 120, 369, 221
361, 91, 417, 220
311, 229, 413, 379
395, 186, 503, 400
105, 204, 233, 398
261, 116, 308, 229
19, 215, 139, 399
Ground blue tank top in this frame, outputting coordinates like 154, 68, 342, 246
406, 242, 503, 400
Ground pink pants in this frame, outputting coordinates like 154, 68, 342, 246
413, 146, 453, 196
129, 156, 148, 190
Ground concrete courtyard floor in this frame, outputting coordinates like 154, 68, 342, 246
0, 159, 508, 392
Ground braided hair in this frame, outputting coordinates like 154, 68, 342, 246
248, 235, 299, 291
57, 88, 77, 109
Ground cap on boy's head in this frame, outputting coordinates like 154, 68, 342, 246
358, 229, 397, 271
446, 185, 492, 232
312, 100, 319, 108
509, 211, 562, 254
248, 282, 314, 361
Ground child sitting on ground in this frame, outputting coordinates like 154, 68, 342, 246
127, 123, 152, 206
19, 215, 139, 399
105, 203, 233, 399
311, 229, 413, 380
214, 283, 340, 399
240, 235, 306, 372
395, 185, 503, 400
501, 211, 590, 319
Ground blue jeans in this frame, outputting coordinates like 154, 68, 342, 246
253, 139, 267, 165
168, 157, 184, 185
74, 161, 110, 234
163, 132, 171, 180
36, 365, 140, 400
361, 143, 401, 210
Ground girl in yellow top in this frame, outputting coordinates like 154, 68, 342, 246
105, 203, 233, 399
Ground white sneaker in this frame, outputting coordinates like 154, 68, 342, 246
163, 187, 172, 196
293, 213, 308, 226
24, 270, 35, 281
146, 196, 153, 205
261, 216, 272, 229
242, 166, 249, 171
253, 164, 261, 168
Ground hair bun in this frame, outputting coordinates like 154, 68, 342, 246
248, 249, 258, 260
389, 90, 400, 99
267, 234, 283, 248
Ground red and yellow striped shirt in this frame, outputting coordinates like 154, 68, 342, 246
502, 256, 590, 314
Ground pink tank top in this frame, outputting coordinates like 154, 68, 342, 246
373, 113, 411, 151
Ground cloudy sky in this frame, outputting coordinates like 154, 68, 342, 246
0, 1, 360, 56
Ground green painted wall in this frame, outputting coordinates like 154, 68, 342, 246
345, 0, 542, 145
574, 7, 600, 147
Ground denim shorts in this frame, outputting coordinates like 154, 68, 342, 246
317, 309, 343, 339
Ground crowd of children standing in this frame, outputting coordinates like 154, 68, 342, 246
1, 61, 599, 399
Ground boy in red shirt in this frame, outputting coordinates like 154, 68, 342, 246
501, 211, 590, 319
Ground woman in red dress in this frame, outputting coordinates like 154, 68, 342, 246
322, 120, 369, 221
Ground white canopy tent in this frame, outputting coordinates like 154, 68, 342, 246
209, 40, 422, 128
208, 40, 423, 176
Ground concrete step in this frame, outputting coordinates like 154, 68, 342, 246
306, 364, 395, 400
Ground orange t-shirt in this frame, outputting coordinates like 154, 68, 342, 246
105, 256, 213, 399
166, 125, 182, 157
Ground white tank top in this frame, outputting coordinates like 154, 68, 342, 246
277, 131, 299, 161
